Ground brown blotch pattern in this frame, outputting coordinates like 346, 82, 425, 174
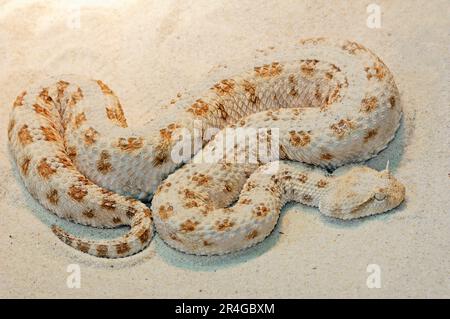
21, 157, 31, 176
342, 41, 367, 55
7, 119, 15, 141
18, 125, 33, 145
314, 84, 323, 101
187, 99, 210, 117
152, 150, 169, 167
183, 199, 200, 209
126, 206, 137, 219
37, 159, 56, 179
288, 74, 299, 97
246, 230, 259, 240
47, 189, 59, 205
152, 123, 181, 166
97, 80, 114, 95
158, 204, 174, 220
389, 96, 396, 108
323, 84, 343, 109
292, 108, 304, 116
253, 204, 270, 218
73, 112, 87, 129
13, 91, 27, 108
67, 146, 77, 161
84, 127, 99, 145
115, 242, 130, 255
39, 88, 53, 105
68, 87, 84, 108
364, 129, 378, 142
101, 198, 117, 210
361, 96, 378, 112
244, 181, 257, 192
113, 217, 122, 224
77, 175, 92, 186
203, 240, 212, 246
56, 81, 69, 103
364, 62, 386, 80
96, 245, 108, 257
320, 153, 333, 161
180, 219, 199, 232
83, 209, 95, 218
137, 228, 150, 244
214, 101, 229, 121
212, 79, 236, 96
115, 137, 144, 152
289, 130, 311, 147
77, 242, 90, 253
215, 218, 235, 231
56, 154, 73, 168
100, 188, 114, 196
303, 194, 313, 202
325, 71, 334, 80
279, 144, 288, 159
330, 119, 356, 138
299, 37, 325, 45
297, 173, 308, 183
97, 150, 113, 174
33, 103, 52, 119
41, 126, 59, 142
68, 185, 88, 202
317, 179, 328, 188
242, 80, 260, 107
192, 173, 211, 186
300, 59, 318, 76
106, 103, 127, 128
265, 110, 279, 121
155, 182, 172, 195
254, 62, 283, 78
143, 207, 152, 218
239, 198, 252, 205
170, 234, 182, 242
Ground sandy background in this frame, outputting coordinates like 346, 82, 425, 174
0, 0, 448, 298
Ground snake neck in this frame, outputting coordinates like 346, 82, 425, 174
276, 163, 335, 208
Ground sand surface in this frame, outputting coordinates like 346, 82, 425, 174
0, 0, 448, 298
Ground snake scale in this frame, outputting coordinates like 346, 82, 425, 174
8, 38, 405, 258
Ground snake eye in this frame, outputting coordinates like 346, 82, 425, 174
374, 192, 386, 201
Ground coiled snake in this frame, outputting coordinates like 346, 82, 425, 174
8, 38, 405, 258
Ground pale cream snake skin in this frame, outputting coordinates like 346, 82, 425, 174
7, 38, 405, 258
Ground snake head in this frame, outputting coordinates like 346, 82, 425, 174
319, 165, 405, 219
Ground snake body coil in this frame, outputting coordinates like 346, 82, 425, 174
8, 39, 405, 257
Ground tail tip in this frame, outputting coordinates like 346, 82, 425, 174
51, 224, 73, 245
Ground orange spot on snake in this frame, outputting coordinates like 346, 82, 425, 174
37, 159, 56, 179
361, 96, 378, 112
13, 91, 26, 108
68, 185, 88, 202
254, 62, 283, 77
46, 189, 59, 205
18, 125, 33, 145
97, 150, 113, 174
180, 219, 199, 232
289, 130, 311, 147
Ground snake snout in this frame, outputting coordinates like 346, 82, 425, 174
385, 178, 406, 210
